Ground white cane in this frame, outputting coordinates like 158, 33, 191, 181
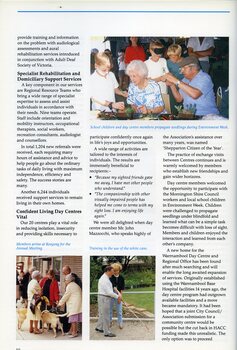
122, 299, 150, 331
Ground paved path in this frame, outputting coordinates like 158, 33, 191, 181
16, 318, 81, 340
90, 320, 155, 340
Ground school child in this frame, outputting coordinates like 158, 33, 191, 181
90, 52, 127, 112
145, 41, 169, 94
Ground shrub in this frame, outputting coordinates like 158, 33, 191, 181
124, 269, 155, 289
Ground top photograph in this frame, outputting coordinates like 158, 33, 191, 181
90, 36, 229, 121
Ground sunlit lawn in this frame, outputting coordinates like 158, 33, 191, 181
122, 286, 155, 313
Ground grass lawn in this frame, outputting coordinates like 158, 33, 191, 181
122, 286, 155, 313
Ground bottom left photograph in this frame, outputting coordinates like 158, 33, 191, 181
16, 255, 82, 340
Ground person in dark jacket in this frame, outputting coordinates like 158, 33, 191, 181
109, 263, 125, 329
62, 265, 82, 289
39, 269, 60, 307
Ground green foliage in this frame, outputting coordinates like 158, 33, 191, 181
175, 103, 197, 115
125, 106, 134, 117
91, 287, 155, 312
124, 270, 155, 289
90, 257, 103, 290
90, 256, 155, 297
174, 105, 183, 113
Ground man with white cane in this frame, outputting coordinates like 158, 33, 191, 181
95, 266, 122, 337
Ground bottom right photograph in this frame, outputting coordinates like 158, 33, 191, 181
90, 255, 155, 340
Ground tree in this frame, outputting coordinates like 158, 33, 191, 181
90, 256, 103, 289
122, 256, 135, 272
89, 255, 155, 288
106, 256, 135, 272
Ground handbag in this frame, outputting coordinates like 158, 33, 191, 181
30, 294, 41, 314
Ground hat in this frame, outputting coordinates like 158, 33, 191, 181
178, 56, 200, 68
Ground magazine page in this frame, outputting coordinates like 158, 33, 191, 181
0, 1, 236, 350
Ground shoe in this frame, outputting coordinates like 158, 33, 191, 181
34, 329, 42, 334
119, 323, 123, 329
66, 331, 79, 336
68, 333, 78, 338
95, 328, 103, 333
104, 333, 116, 337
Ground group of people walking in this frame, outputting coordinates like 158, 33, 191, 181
16, 265, 82, 338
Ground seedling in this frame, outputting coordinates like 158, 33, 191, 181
175, 104, 196, 118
